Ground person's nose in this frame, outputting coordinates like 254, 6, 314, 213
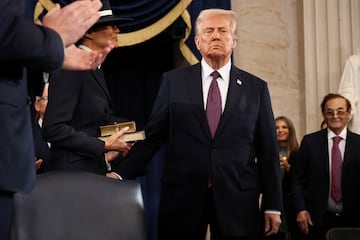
212, 29, 220, 39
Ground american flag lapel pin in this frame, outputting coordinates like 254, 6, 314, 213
236, 79, 242, 85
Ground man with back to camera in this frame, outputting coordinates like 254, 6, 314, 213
107, 9, 283, 240
0, 0, 117, 239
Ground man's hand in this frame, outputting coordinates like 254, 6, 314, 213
264, 213, 281, 236
42, 0, 102, 47
35, 158, 43, 171
296, 210, 313, 235
106, 172, 120, 179
62, 43, 113, 70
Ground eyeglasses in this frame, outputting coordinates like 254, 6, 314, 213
324, 108, 348, 117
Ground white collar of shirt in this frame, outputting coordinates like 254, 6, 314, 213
43, 72, 49, 83
38, 118, 43, 128
327, 127, 347, 162
38, 118, 51, 148
201, 59, 231, 112
327, 127, 347, 143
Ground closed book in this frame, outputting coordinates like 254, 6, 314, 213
99, 121, 136, 137
98, 130, 145, 142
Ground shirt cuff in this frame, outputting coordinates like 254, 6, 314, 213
265, 210, 281, 215
104, 154, 111, 171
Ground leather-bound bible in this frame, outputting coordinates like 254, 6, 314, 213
98, 121, 145, 142
99, 121, 137, 137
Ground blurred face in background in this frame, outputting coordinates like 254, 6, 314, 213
276, 119, 289, 143
34, 84, 49, 120
85, 24, 120, 50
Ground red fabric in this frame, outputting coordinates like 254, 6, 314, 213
331, 136, 343, 203
206, 71, 221, 138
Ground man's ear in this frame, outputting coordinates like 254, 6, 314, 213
231, 37, 237, 49
194, 36, 201, 50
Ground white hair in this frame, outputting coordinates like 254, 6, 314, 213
194, 8, 237, 40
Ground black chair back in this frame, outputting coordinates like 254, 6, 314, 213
11, 171, 147, 240
326, 227, 360, 240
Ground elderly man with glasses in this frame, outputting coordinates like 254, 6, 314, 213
292, 93, 360, 240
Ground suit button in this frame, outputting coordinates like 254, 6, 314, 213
211, 148, 217, 151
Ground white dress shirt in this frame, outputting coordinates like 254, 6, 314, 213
201, 59, 231, 112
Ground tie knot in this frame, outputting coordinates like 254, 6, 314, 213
211, 71, 220, 80
332, 136, 342, 144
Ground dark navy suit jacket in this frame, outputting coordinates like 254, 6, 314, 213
42, 68, 120, 174
32, 120, 50, 174
0, 0, 64, 193
292, 129, 360, 226
115, 63, 283, 237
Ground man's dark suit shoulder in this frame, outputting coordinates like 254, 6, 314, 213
164, 63, 268, 85
301, 129, 326, 141
302, 128, 360, 140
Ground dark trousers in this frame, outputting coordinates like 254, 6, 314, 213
0, 191, 14, 240
262, 232, 286, 240
158, 188, 256, 240
307, 211, 347, 240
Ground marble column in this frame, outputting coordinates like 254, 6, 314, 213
232, 0, 360, 137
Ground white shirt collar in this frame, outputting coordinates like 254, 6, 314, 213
201, 59, 231, 80
327, 127, 347, 140
38, 118, 43, 128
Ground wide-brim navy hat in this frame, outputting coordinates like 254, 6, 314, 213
94, 0, 132, 27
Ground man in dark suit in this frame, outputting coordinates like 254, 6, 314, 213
292, 93, 360, 240
108, 9, 282, 240
32, 82, 50, 173
0, 1, 112, 239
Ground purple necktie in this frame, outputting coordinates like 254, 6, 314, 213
331, 136, 343, 203
206, 71, 222, 138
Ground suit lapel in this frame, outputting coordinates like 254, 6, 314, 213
215, 66, 244, 136
319, 131, 330, 178
343, 131, 353, 176
91, 69, 112, 105
186, 63, 212, 138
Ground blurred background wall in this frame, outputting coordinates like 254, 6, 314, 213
232, 0, 360, 139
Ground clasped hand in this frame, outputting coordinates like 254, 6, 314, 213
296, 210, 313, 235
103, 127, 132, 162
264, 213, 282, 236
279, 156, 291, 171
